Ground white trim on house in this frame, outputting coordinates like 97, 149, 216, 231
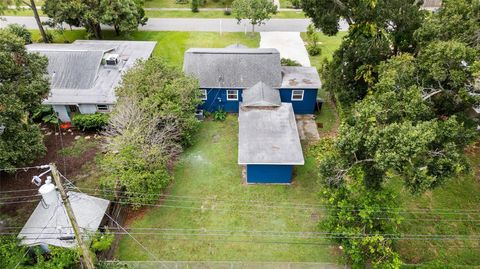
291, 90, 304, 101
227, 90, 239, 101
200, 89, 208, 101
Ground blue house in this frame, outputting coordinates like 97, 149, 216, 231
183, 47, 321, 114
238, 82, 304, 184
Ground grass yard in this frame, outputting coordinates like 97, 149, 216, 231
301, 32, 346, 67
31, 30, 259, 67
145, 0, 232, 8
116, 115, 340, 262
4, 8, 305, 18
394, 145, 480, 266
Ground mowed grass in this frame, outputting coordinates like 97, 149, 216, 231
4, 8, 305, 18
394, 147, 480, 266
301, 32, 346, 66
116, 115, 339, 262
145, 0, 232, 8
31, 30, 259, 67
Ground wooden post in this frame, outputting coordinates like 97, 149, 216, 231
50, 163, 95, 269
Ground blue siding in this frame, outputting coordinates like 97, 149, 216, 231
199, 88, 318, 114
246, 164, 293, 184
199, 89, 243, 113
279, 89, 318, 114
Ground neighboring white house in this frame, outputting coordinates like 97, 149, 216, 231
27, 40, 157, 122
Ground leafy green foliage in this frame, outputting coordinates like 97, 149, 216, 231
5, 23, 32, 44
280, 57, 301, 66
100, 57, 201, 206
191, 0, 200, 12
0, 29, 49, 170
32, 105, 60, 125
213, 109, 227, 121
43, 0, 147, 38
232, 0, 277, 32
72, 113, 110, 131
91, 231, 115, 252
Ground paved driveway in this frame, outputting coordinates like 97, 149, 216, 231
260, 32, 311, 66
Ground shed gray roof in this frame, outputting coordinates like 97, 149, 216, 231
281, 66, 321, 89
183, 48, 282, 88
18, 191, 109, 248
238, 103, 304, 165
27, 40, 156, 105
242, 81, 281, 107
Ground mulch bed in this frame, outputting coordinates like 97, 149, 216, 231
0, 124, 100, 227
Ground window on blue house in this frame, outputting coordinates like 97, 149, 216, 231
227, 90, 238, 101
291, 90, 304, 101
200, 89, 207, 100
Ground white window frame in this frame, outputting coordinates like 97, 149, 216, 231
291, 90, 304, 101
200, 89, 208, 101
227, 90, 239, 101
96, 104, 110, 112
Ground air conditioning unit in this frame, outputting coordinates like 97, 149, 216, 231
104, 53, 119, 66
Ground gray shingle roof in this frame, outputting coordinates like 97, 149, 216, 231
39, 50, 104, 90
26, 40, 157, 105
242, 81, 281, 107
18, 191, 109, 248
183, 48, 282, 89
238, 103, 304, 165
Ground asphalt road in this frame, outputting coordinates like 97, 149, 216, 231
0, 16, 349, 32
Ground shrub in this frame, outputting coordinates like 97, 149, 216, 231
5, 23, 32, 44
72, 113, 109, 131
213, 109, 227, 121
307, 44, 321, 56
224, 8, 231, 15
290, 0, 301, 8
191, 0, 199, 12
32, 105, 59, 125
281, 58, 301, 66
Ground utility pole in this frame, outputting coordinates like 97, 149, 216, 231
50, 163, 95, 269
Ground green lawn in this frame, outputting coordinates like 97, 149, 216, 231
394, 148, 480, 266
4, 8, 305, 18
145, 0, 231, 8
117, 115, 339, 262
301, 32, 346, 67
31, 30, 259, 67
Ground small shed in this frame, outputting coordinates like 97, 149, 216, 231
238, 83, 304, 184
18, 191, 109, 249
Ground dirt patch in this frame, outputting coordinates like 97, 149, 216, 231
0, 124, 101, 227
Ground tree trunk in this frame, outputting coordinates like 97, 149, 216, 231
251, 23, 255, 33
30, 0, 48, 43
92, 22, 103, 39
114, 25, 120, 36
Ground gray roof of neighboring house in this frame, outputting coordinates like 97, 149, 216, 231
422, 0, 442, 8
183, 48, 282, 89
281, 66, 321, 89
238, 103, 304, 165
242, 81, 281, 107
18, 191, 109, 248
27, 40, 157, 105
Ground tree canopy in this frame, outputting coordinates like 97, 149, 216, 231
43, 0, 147, 39
100, 58, 201, 206
0, 29, 49, 170
232, 0, 277, 32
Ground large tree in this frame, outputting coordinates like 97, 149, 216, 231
232, 0, 277, 33
302, 0, 424, 106
42, 0, 147, 39
0, 29, 50, 170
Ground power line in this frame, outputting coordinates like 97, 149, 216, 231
0, 165, 49, 172
0, 199, 41, 205
74, 187, 480, 214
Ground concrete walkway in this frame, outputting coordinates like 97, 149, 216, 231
260, 32, 310, 66
0, 16, 349, 32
